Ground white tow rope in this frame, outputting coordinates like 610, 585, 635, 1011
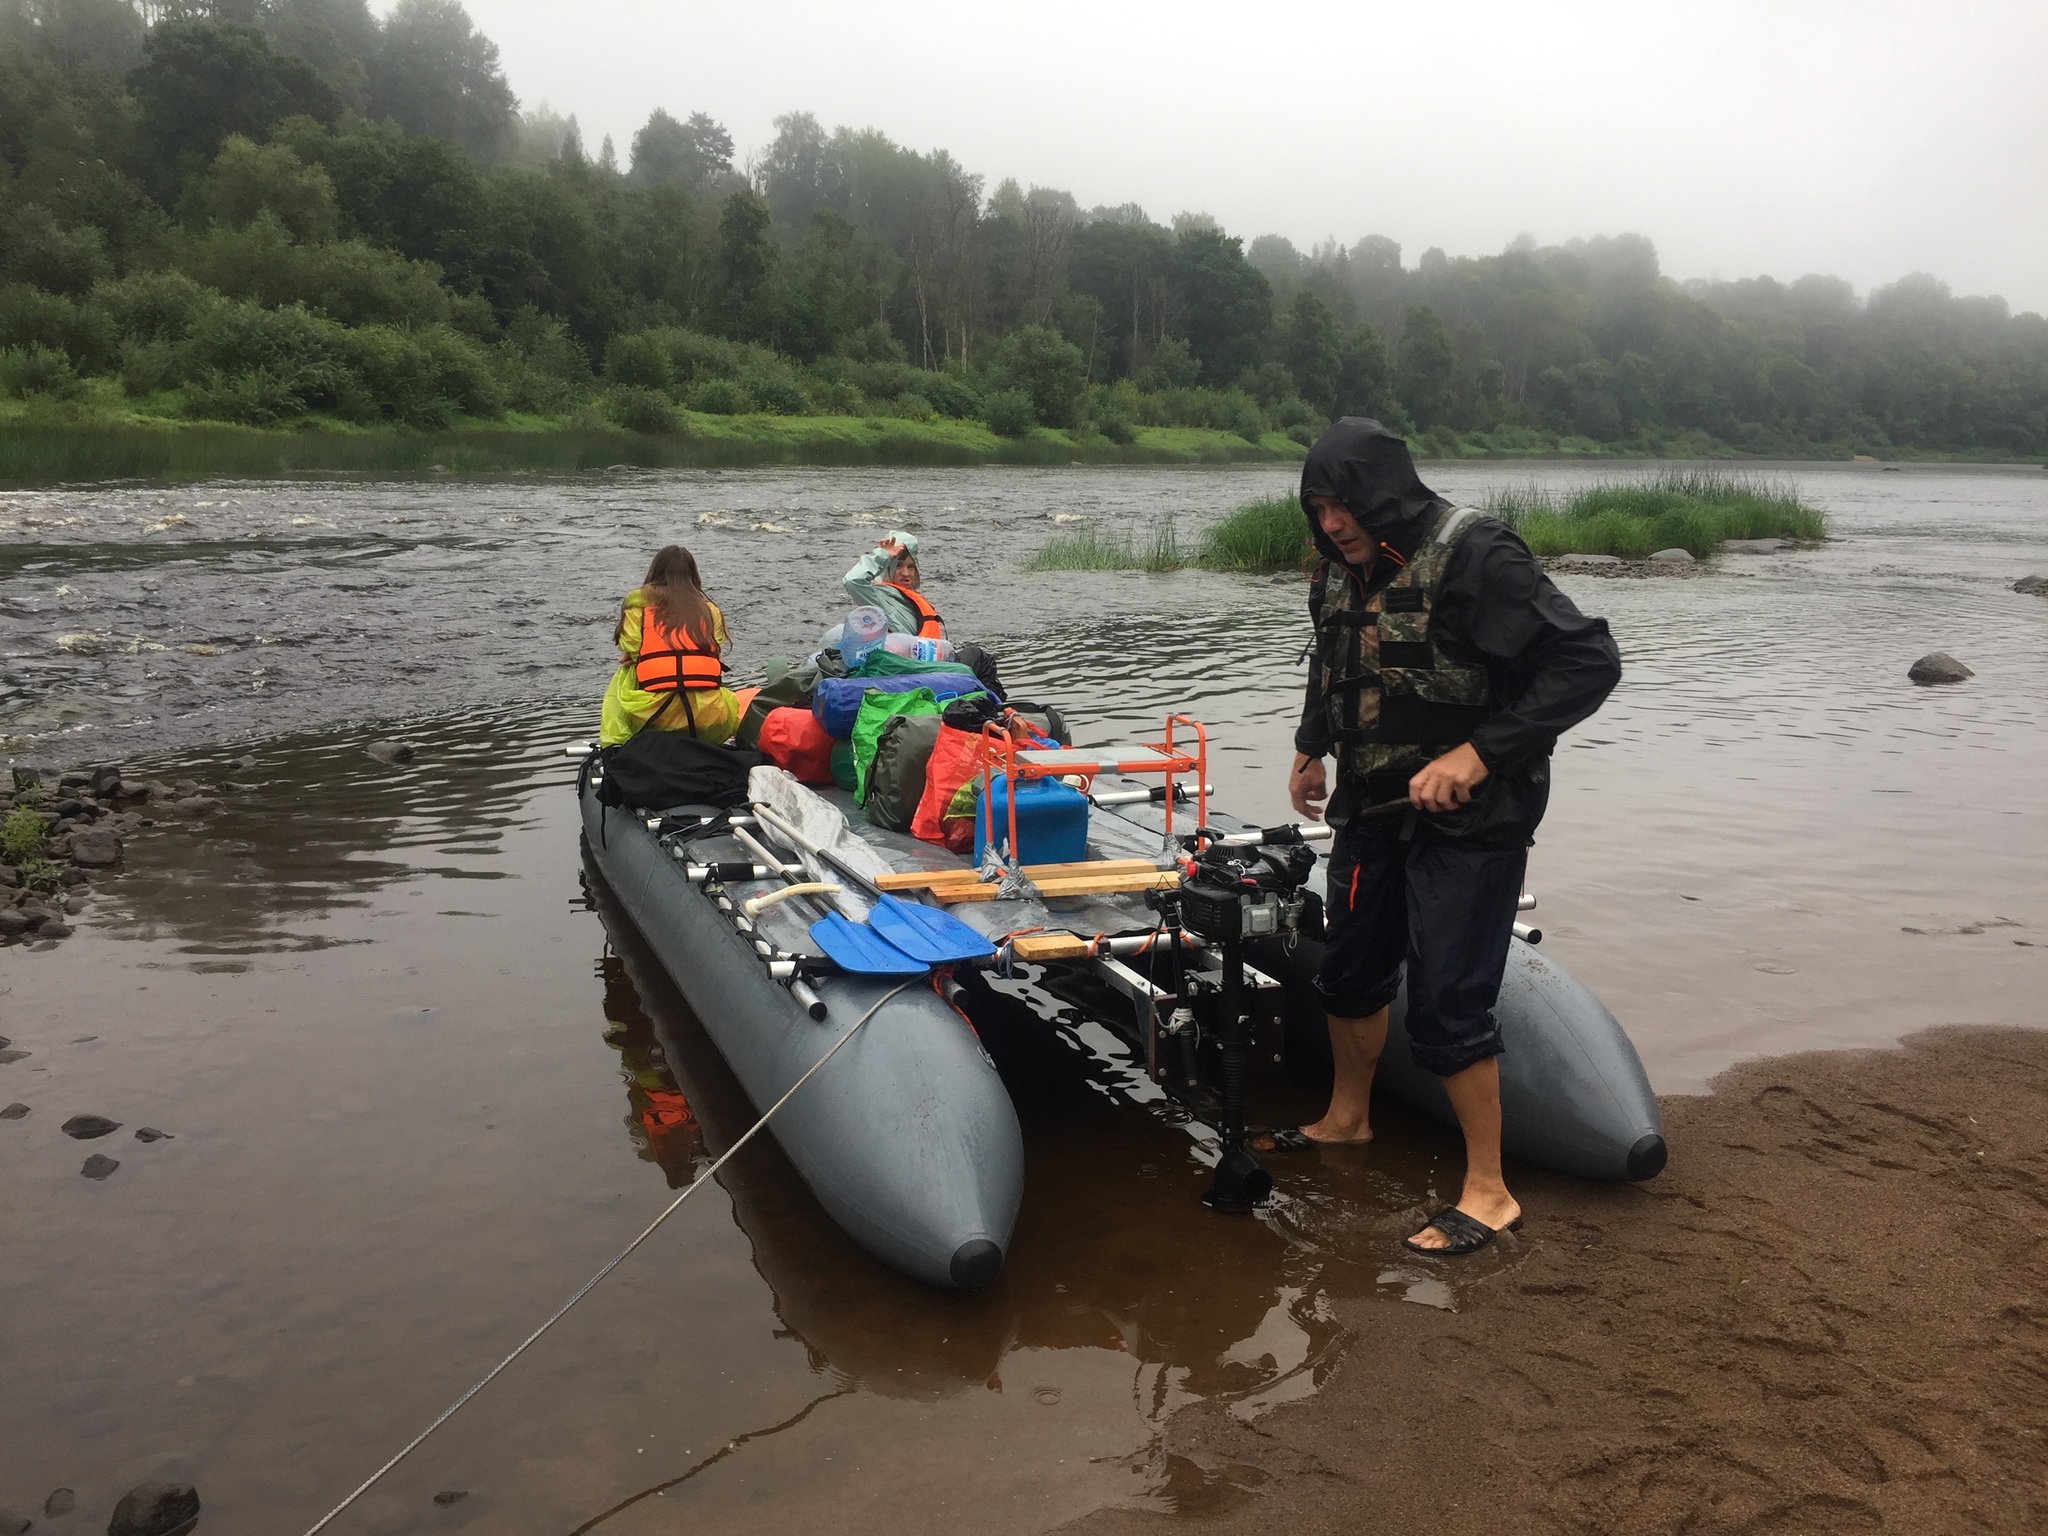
300, 977, 919, 1535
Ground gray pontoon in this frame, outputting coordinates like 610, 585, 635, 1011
577, 740, 1664, 1290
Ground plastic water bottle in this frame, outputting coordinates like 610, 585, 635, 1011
818, 622, 845, 653
840, 606, 887, 665
882, 633, 955, 663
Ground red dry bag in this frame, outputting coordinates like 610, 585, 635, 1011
911, 723, 985, 850
756, 706, 837, 785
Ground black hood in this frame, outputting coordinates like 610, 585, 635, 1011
1299, 417, 1444, 564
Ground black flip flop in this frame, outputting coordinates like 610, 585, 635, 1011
1250, 1127, 1372, 1152
1403, 1207, 1523, 1256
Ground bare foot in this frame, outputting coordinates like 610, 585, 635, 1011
1249, 1121, 1374, 1151
1301, 1115, 1373, 1146
1406, 1193, 1522, 1251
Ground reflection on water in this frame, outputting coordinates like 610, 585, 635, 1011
0, 460, 2044, 1530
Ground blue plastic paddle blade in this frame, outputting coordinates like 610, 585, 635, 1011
868, 894, 997, 965
809, 913, 929, 976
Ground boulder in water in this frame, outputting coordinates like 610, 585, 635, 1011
62, 1113, 121, 1139
366, 740, 416, 765
1649, 548, 1695, 563
70, 828, 122, 867
1908, 652, 1973, 685
2014, 575, 2048, 597
81, 1152, 119, 1179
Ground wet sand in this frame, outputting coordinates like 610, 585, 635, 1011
1069, 1027, 2048, 1535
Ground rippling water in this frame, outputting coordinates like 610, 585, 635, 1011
1, 461, 2044, 1533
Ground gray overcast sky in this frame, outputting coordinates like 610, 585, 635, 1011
443, 0, 2048, 313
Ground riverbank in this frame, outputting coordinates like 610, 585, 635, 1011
0, 415, 1303, 485
6, 414, 2039, 490
1068, 1025, 2048, 1536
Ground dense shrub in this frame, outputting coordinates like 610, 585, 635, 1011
982, 388, 1035, 436
977, 325, 1084, 427
0, 345, 88, 401
688, 377, 751, 414
647, 327, 752, 385
183, 366, 320, 424
607, 385, 678, 434
921, 373, 982, 420
890, 392, 934, 420
496, 306, 590, 413
740, 370, 807, 415
605, 331, 676, 393
118, 339, 179, 396
168, 214, 451, 326
336, 324, 504, 426
808, 379, 865, 415
89, 272, 213, 346
0, 207, 112, 297
0, 285, 117, 370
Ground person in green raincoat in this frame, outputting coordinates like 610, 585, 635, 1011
600, 545, 740, 747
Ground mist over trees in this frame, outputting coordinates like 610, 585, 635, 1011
2, 0, 2043, 454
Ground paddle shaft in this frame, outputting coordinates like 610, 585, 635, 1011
731, 823, 841, 920
753, 804, 885, 901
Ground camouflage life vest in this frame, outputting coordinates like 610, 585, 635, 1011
1311, 504, 1493, 792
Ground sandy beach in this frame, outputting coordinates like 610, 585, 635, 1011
1070, 1027, 2048, 1535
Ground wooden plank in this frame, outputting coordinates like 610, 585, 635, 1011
1011, 932, 1091, 961
931, 870, 1182, 905
874, 858, 1157, 892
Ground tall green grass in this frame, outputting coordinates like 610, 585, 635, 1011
1486, 469, 1825, 558
1192, 494, 1308, 571
1025, 517, 1184, 572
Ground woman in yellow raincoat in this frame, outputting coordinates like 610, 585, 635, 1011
600, 545, 740, 746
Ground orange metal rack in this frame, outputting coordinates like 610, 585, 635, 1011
976, 713, 1209, 865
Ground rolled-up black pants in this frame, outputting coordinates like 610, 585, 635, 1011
1314, 817, 1526, 1077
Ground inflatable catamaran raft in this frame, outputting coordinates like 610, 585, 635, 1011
576, 712, 1666, 1290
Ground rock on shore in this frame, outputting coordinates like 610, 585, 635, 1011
2, 762, 227, 945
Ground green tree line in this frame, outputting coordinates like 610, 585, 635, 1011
3, 0, 2043, 456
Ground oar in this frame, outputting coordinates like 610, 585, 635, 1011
752, 804, 996, 966
731, 823, 928, 978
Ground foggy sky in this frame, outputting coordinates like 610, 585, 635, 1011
444, 0, 2048, 313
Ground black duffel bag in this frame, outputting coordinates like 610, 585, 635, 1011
594, 732, 769, 812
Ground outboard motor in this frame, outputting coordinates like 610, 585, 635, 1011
1149, 837, 1323, 1213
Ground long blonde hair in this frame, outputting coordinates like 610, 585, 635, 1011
618, 544, 715, 650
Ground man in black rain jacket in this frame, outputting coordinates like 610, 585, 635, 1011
1281, 418, 1622, 1254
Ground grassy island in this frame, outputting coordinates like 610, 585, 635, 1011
1026, 472, 1826, 575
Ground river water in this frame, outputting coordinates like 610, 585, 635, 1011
1, 462, 2044, 1533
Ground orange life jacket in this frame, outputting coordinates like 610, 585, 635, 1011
632, 607, 724, 692
880, 581, 944, 639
